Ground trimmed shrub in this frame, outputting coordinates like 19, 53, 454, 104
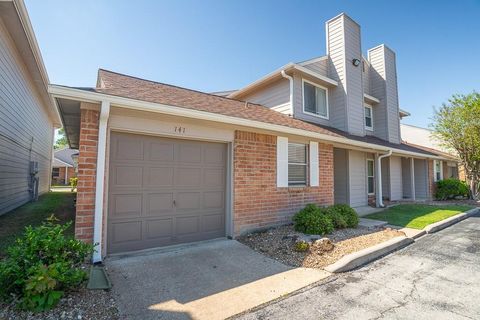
328, 204, 359, 228
435, 178, 469, 200
0, 216, 93, 311
292, 204, 334, 235
325, 207, 348, 229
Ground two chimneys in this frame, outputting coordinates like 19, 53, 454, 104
326, 13, 400, 144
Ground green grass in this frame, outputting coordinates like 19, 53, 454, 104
365, 204, 473, 229
0, 192, 76, 256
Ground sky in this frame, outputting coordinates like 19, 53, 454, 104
26, 0, 480, 128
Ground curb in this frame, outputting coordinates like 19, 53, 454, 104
423, 208, 479, 234
324, 236, 414, 273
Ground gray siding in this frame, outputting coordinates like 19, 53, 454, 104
362, 57, 371, 96
414, 159, 428, 199
292, 72, 330, 126
333, 148, 348, 204
241, 78, 291, 114
348, 150, 367, 207
0, 20, 54, 215
381, 157, 390, 199
389, 156, 403, 200
402, 158, 412, 198
326, 14, 364, 136
302, 58, 328, 76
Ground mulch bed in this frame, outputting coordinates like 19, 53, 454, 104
0, 287, 119, 320
237, 225, 405, 269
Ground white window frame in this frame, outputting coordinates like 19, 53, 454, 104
302, 78, 329, 120
364, 104, 373, 131
434, 160, 443, 182
366, 159, 375, 195
288, 142, 308, 186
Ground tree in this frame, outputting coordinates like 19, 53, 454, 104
431, 92, 480, 199
54, 128, 68, 150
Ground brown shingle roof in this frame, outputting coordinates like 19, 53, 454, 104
95, 69, 344, 138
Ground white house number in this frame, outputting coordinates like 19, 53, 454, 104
174, 126, 186, 134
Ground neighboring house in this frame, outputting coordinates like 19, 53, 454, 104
52, 148, 78, 185
49, 13, 458, 261
0, 0, 61, 215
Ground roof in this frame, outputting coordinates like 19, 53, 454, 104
94, 69, 344, 139
401, 142, 458, 160
53, 147, 78, 167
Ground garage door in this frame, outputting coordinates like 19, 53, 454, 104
107, 132, 226, 254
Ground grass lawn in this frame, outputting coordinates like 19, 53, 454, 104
365, 204, 473, 229
0, 191, 76, 256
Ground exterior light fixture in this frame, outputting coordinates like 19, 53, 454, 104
352, 58, 361, 67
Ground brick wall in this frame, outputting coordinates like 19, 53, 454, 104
75, 104, 100, 243
233, 130, 334, 235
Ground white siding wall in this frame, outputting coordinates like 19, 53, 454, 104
333, 148, 348, 204
348, 150, 367, 207
0, 20, 54, 215
389, 156, 403, 200
240, 78, 291, 114
414, 159, 428, 199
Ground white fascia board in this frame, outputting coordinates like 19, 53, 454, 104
363, 93, 380, 105
292, 64, 338, 87
48, 85, 447, 160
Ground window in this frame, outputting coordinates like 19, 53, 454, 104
288, 143, 308, 186
434, 160, 443, 181
367, 159, 375, 195
303, 80, 328, 119
365, 105, 373, 130
52, 167, 60, 178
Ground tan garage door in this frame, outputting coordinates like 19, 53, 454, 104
107, 132, 226, 254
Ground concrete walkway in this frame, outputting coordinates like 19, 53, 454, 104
106, 239, 329, 320
237, 214, 480, 319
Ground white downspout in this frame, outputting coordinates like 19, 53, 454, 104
93, 100, 110, 263
376, 150, 392, 208
64, 166, 68, 185
281, 70, 293, 115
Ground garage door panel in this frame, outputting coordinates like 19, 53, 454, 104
145, 167, 174, 187
114, 166, 143, 187
108, 132, 226, 254
146, 193, 174, 215
110, 194, 143, 217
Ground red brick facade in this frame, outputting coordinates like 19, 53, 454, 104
75, 104, 100, 243
233, 130, 334, 235
52, 166, 75, 185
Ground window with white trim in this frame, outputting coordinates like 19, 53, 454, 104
303, 80, 328, 118
434, 160, 443, 181
365, 105, 373, 130
52, 167, 60, 178
288, 143, 308, 186
367, 159, 375, 195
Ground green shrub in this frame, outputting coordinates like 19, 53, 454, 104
325, 207, 348, 229
292, 204, 334, 235
69, 177, 78, 192
293, 241, 310, 252
0, 216, 93, 311
329, 204, 359, 228
435, 178, 469, 200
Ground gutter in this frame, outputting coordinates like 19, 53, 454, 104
376, 150, 392, 208
48, 85, 446, 161
281, 70, 293, 114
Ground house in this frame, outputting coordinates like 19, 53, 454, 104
49, 13, 459, 261
52, 148, 78, 185
0, 0, 61, 215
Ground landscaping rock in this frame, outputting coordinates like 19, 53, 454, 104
313, 238, 334, 252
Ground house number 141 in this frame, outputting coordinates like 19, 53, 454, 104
174, 126, 186, 134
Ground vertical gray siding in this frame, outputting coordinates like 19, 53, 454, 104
368, 45, 400, 144
241, 77, 291, 114
414, 159, 428, 199
389, 156, 403, 200
326, 14, 364, 136
333, 148, 348, 204
402, 158, 412, 198
381, 157, 390, 199
0, 20, 54, 215
348, 150, 367, 207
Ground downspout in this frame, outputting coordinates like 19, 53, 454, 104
281, 70, 293, 115
376, 150, 392, 208
93, 100, 110, 263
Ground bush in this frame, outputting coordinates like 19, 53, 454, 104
0, 216, 93, 311
292, 204, 334, 235
293, 241, 310, 252
328, 204, 359, 228
435, 178, 469, 200
69, 177, 78, 192
325, 207, 348, 229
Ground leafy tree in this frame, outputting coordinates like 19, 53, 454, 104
54, 128, 68, 150
431, 92, 480, 199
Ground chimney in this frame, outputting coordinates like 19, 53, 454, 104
368, 45, 401, 143
326, 13, 364, 136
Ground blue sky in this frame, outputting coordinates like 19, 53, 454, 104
26, 0, 480, 128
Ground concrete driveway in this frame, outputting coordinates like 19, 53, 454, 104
237, 214, 480, 320
106, 239, 329, 320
